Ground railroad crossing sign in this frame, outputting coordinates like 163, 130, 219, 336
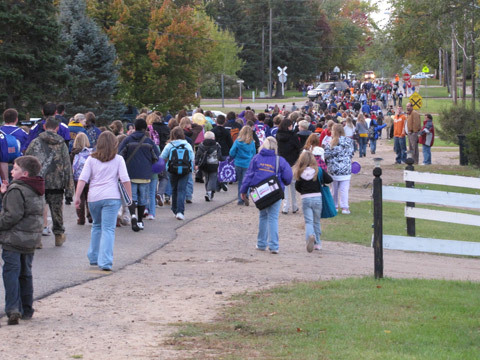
422, 65, 430, 73
277, 66, 288, 84
409, 92, 423, 110
403, 73, 411, 81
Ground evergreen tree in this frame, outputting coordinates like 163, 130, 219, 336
0, 0, 67, 114
59, 0, 119, 116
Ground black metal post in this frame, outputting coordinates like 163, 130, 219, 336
373, 166, 383, 279
458, 134, 468, 166
405, 157, 415, 236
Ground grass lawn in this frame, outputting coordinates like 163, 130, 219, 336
170, 277, 480, 359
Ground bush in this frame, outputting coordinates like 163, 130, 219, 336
466, 129, 480, 168
199, 74, 240, 98
437, 106, 479, 144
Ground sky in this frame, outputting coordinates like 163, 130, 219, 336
371, 1, 392, 29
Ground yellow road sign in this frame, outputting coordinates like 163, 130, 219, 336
422, 66, 430, 73
409, 92, 423, 110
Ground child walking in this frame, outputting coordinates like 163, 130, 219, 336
195, 131, 223, 201
294, 151, 325, 252
0, 156, 44, 325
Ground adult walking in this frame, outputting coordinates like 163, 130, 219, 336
324, 124, 354, 214
276, 118, 301, 214
393, 106, 407, 164
75, 131, 132, 271
406, 102, 421, 164
355, 113, 368, 158
240, 137, 292, 254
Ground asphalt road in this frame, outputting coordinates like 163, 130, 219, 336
0, 180, 236, 314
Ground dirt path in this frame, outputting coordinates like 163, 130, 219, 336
0, 139, 475, 360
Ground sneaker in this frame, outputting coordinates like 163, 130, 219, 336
314, 244, 322, 251
221, 183, 228, 192
282, 210, 288, 215
143, 209, 149, 216
55, 233, 66, 247
137, 221, 145, 230
7, 312, 21, 326
176, 213, 185, 220
210, 191, 214, 199
164, 195, 171, 205
244, 197, 249, 207
205, 192, 211, 202
145, 214, 155, 220
186, 199, 193, 204
42, 226, 51, 236
306, 235, 315, 253
156, 194, 164, 207
21, 311, 34, 320
270, 249, 279, 254
131, 215, 140, 232
256, 245, 266, 251
341, 209, 351, 215
293, 207, 299, 214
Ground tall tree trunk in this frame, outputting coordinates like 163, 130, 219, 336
444, 48, 450, 92
452, 28, 457, 105
472, 6, 476, 112
462, 28, 467, 106
439, 48, 443, 86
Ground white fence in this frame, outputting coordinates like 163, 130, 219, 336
381, 170, 480, 256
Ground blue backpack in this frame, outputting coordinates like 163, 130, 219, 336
0, 129, 21, 163
168, 143, 191, 175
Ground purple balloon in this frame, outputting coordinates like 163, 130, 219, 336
351, 161, 361, 174
152, 158, 166, 173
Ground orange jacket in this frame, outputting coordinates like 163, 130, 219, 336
393, 115, 406, 138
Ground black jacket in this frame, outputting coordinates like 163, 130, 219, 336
152, 122, 170, 151
212, 126, 233, 156
276, 130, 301, 166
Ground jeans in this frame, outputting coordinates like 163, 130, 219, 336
204, 171, 218, 193
370, 139, 377, 153
422, 144, 432, 164
408, 132, 419, 164
283, 180, 298, 212
88, 199, 122, 270
332, 180, 350, 210
235, 166, 248, 204
131, 182, 149, 206
2, 250, 34, 317
394, 136, 407, 164
358, 137, 368, 157
170, 173, 189, 215
186, 173, 193, 201
147, 175, 159, 217
162, 171, 172, 197
257, 199, 281, 251
302, 196, 322, 245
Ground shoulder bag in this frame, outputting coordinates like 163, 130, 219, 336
250, 156, 284, 210
317, 168, 337, 218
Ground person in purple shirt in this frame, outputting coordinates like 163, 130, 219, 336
23, 102, 71, 152
1, 108, 28, 152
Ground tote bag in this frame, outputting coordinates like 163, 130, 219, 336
317, 169, 337, 218
250, 156, 284, 210
218, 156, 237, 182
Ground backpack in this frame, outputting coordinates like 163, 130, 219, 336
0, 129, 21, 163
230, 127, 240, 142
168, 143, 191, 175
255, 124, 267, 146
148, 125, 160, 146
72, 148, 92, 181
206, 146, 219, 166
368, 124, 376, 140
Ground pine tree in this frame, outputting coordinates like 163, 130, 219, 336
59, 0, 118, 115
0, 0, 68, 114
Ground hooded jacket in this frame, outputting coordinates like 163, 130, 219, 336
294, 166, 321, 198
240, 148, 292, 194
229, 139, 256, 169
118, 130, 160, 180
25, 131, 74, 197
276, 129, 301, 166
195, 139, 223, 173
0, 176, 45, 253
324, 136, 354, 179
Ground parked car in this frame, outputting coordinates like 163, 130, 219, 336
364, 71, 376, 80
411, 72, 433, 79
307, 82, 349, 100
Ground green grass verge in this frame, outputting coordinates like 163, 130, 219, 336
170, 277, 480, 359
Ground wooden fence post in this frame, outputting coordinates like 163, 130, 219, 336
373, 164, 383, 279
405, 157, 415, 236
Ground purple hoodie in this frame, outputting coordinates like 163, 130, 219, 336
240, 148, 292, 194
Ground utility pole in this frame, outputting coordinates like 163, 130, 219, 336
452, 27, 458, 105
439, 48, 442, 86
269, 7, 272, 97
261, 27, 265, 90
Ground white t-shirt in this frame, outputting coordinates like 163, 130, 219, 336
79, 154, 130, 203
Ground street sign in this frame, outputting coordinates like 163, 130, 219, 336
409, 92, 423, 110
278, 74, 287, 83
236, 79, 244, 84
333, 66, 340, 73
422, 66, 430, 73
403, 73, 411, 81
